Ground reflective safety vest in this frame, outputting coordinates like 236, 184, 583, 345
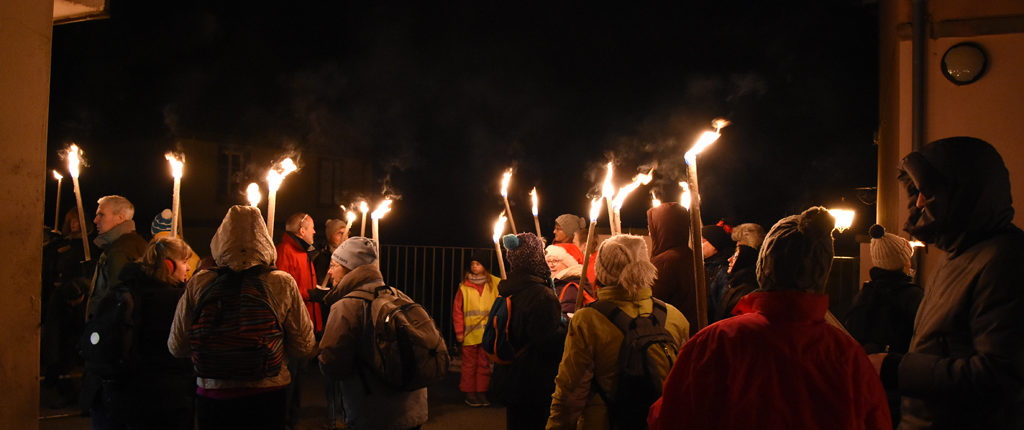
460, 275, 500, 345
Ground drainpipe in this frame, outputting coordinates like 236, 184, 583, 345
912, 0, 927, 150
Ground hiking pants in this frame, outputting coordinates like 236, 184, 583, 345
460, 344, 491, 393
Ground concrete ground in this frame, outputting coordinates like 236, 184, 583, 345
39, 363, 505, 429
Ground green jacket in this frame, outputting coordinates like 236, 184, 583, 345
547, 285, 689, 430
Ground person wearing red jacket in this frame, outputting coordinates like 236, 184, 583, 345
276, 212, 321, 429
648, 207, 891, 430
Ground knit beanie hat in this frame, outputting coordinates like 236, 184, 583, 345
467, 249, 490, 269
869, 224, 913, 271
556, 214, 586, 239
151, 209, 173, 237
702, 224, 736, 255
595, 234, 657, 293
731, 223, 766, 249
756, 207, 835, 293
545, 244, 581, 269
502, 232, 550, 279
324, 218, 346, 238
331, 236, 378, 270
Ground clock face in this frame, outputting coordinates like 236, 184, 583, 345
941, 42, 988, 86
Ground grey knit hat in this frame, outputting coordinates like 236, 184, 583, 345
756, 207, 835, 293
869, 224, 912, 271
556, 214, 586, 239
731, 223, 766, 249
331, 236, 378, 270
595, 234, 657, 293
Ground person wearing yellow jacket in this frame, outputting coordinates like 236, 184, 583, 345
452, 250, 500, 407
547, 234, 689, 430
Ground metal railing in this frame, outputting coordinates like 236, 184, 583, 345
379, 244, 863, 349
378, 245, 499, 351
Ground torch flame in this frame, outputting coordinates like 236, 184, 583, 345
909, 240, 926, 249
266, 157, 298, 192
611, 169, 655, 211
493, 213, 507, 243
588, 198, 602, 222
246, 183, 262, 206
651, 191, 661, 208
53, 170, 63, 180
346, 211, 357, 223
679, 181, 692, 209
165, 152, 184, 178
828, 208, 855, 232
684, 131, 722, 165
530, 187, 539, 216
359, 201, 369, 213
67, 144, 82, 178
371, 199, 393, 220
500, 169, 513, 198
601, 162, 615, 199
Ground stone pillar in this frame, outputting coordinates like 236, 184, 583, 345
0, 0, 53, 428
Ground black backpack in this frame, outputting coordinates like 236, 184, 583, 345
589, 298, 679, 430
79, 283, 137, 378
347, 285, 450, 391
188, 266, 286, 381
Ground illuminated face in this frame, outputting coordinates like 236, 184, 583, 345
298, 215, 316, 244
701, 237, 717, 259
171, 256, 191, 283
328, 260, 349, 285
94, 203, 127, 235
470, 261, 485, 275
546, 257, 567, 273
553, 224, 569, 243
328, 228, 346, 248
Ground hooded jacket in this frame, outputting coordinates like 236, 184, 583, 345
317, 263, 428, 430
646, 203, 698, 326
547, 285, 688, 429
648, 291, 891, 430
884, 137, 1024, 429
167, 206, 316, 392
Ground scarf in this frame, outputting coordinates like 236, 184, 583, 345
93, 219, 136, 249
466, 273, 488, 286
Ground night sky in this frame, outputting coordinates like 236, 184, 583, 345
46, 1, 879, 250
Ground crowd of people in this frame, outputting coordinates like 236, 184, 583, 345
38, 136, 1024, 429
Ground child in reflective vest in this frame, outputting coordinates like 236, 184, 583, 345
453, 251, 500, 407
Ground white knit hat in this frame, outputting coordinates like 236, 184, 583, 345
546, 245, 581, 269
595, 234, 657, 293
869, 224, 912, 271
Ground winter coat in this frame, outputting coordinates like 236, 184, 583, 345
489, 271, 564, 406
317, 263, 429, 430
704, 253, 730, 323
717, 267, 757, 321
890, 137, 1024, 429
648, 291, 891, 430
87, 220, 147, 319
844, 268, 922, 355
167, 206, 316, 392
844, 268, 922, 429
453, 274, 500, 345
646, 203, 698, 326
276, 232, 323, 332
547, 285, 688, 430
